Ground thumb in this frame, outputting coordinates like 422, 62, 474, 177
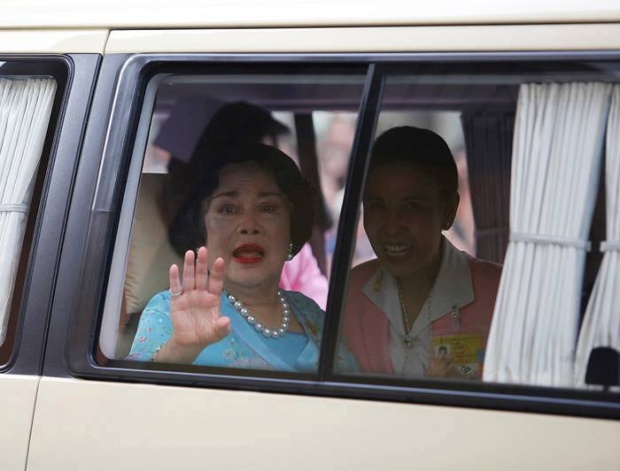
214, 317, 232, 340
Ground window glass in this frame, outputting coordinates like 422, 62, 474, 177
337, 63, 620, 395
101, 70, 365, 379
0, 74, 57, 358
93, 58, 620, 412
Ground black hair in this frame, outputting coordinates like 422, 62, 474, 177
169, 143, 315, 258
159, 101, 290, 225
369, 126, 458, 197
190, 101, 289, 161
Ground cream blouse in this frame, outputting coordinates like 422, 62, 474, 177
361, 239, 475, 377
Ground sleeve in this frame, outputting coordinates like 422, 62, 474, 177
126, 292, 174, 361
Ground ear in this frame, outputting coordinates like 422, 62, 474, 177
442, 192, 460, 230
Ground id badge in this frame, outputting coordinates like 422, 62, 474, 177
431, 332, 484, 379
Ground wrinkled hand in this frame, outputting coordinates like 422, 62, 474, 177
156, 246, 231, 363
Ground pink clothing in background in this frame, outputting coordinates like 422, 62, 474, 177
280, 243, 329, 310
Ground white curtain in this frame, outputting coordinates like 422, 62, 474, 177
484, 83, 611, 387
0, 77, 57, 345
574, 85, 620, 389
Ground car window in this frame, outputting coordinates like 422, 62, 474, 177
335, 62, 620, 396
76, 56, 620, 417
98, 67, 366, 380
0, 72, 58, 364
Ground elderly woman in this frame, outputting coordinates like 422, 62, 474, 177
128, 143, 353, 372
342, 126, 502, 379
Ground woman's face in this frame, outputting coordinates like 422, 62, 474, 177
363, 163, 457, 280
204, 161, 291, 293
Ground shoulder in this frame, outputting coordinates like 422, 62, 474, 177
285, 290, 323, 316
349, 258, 382, 287
142, 289, 171, 314
466, 255, 502, 285
285, 290, 324, 340
149, 289, 171, 302
462, 254, 503, 303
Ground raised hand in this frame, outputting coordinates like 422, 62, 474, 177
154, 246, 231, 363
426, 355, 456, 378
427, 355, 477, 379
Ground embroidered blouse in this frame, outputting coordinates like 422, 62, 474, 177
128, 289, 357, 373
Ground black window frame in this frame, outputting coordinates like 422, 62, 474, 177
0, 54, 101, 375
61, 52, 620, 421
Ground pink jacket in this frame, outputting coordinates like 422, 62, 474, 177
342, 252, 502, 375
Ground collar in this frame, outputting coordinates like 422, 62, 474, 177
361, 238, 474, 332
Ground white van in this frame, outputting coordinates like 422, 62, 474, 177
1, 1, 619, 469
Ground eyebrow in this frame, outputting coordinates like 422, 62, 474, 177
364, 194, 425, 200
211, 189, 285, 200
362, 194, 432, 205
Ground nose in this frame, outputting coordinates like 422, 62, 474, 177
381, 208, 403, 235
237, 211, 261, 235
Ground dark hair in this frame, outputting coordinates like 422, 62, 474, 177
169, 143, 315, 258
369, 126, 458, 197
159, 101, 290, 225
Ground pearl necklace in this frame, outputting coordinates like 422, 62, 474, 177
225, 290, 291, 339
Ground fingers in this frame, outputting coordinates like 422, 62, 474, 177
169, 264, 182, 296
182, 250, 196, 292
195, 246, 209, 290
208, 256, 225, 295
427, 356, 453, 378
175, 247, 226, 297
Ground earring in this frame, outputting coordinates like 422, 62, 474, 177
286, 242, 294, 261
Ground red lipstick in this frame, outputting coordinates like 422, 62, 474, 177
232, 243, 265, 264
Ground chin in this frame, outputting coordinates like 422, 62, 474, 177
386, 268, 418, 279
229, 270, 277, 289
380, 259, 420, 279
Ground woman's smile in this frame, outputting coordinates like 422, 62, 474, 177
382, 243, 413, 259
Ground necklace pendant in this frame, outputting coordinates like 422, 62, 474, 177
404, 335, 413, 349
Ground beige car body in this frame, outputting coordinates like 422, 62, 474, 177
1, 2, 619, 469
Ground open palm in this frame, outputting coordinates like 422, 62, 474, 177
168, 246, 231, 350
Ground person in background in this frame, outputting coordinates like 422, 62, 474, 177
341, 126, 501, 379
128, 143, 355, 371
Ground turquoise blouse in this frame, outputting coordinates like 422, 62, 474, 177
127, 290, 357, 373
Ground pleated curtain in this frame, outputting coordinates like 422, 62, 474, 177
573, 85, 620, 389
483, 83, 612, 387
0, 77, 56, 344
461, 112, 514, 264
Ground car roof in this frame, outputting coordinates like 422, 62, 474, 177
3, 0, 620, 29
